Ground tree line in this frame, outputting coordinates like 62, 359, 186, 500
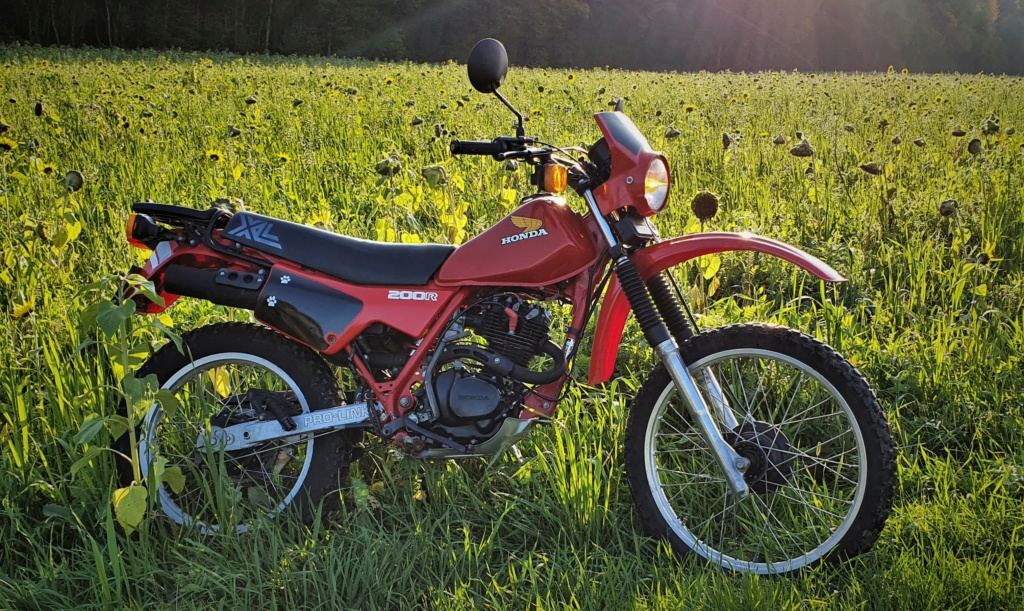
2, 0, 1023, 74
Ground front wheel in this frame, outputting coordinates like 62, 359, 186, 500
625, 324, 895, 574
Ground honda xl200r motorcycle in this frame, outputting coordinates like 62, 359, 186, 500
115, 39, 895, 574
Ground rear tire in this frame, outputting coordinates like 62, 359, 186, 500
625, 324, 895, 574
115, 323, 357, 533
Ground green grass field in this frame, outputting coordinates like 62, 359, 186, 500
2, 45, 1024, 609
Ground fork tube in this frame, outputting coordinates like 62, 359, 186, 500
648, 273, 739, 431
583, 190, 749, 496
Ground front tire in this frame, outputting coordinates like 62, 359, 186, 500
625, 324, 895, 574
115, 323, 357, 533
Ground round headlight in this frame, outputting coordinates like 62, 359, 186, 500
644, 158, 670, 213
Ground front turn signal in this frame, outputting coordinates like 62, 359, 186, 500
542, 164, 568, 194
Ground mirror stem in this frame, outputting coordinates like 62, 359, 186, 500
493, 89, 525, 138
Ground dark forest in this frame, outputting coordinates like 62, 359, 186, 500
2, 0, 1023, 73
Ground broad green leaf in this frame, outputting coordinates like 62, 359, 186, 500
499, 189, 518, 206
94, 300, 135, 337
112, 484, 148, 535
125, 274, 164, 306
105, 414, 129, 440
74, 414, 107, 445
974, 284, 988, 296
394, 192, 414, 209
71, 446, 103, 476
123, 373, 160, 420
702, 255, 722, 280
42, 504, 74, 522
152, 316, 183, 353
162, 466, 186, 494
154, 389, 181, 418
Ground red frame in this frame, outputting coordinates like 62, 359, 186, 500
128, 112, 846, 437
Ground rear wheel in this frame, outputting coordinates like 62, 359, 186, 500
625, 324, 895, 574
115, 323, 357, 533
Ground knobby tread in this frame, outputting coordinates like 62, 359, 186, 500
114, 322, 358, 525
624, 323, 896, 572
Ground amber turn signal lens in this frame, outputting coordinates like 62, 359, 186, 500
125, 213, 149, 250
543, 164, 568, 194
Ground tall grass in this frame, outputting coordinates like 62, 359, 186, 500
1, 45, 1022, 608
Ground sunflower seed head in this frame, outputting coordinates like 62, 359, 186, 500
375, 155, 401, 176
859, 163, 883, 176
913, 138, 926, 147
968, 138, 982, 155
421, 164, 448, 188
722, 132, 734, 150
773, 135, 786, 145
952, 128, 967, 137
690, 191, 719, 223
63, 170, 84, 192
790, 140, 814, 157
664, 126, 681, 139
939, 199, 957, 217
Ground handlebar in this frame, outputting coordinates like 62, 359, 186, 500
449, 139, 507, 156
449, 136, 539, 158
450, 136, 596, 193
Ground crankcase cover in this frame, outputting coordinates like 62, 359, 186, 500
434, 369, 501, 420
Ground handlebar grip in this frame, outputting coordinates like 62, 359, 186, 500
450, 139, 505, 156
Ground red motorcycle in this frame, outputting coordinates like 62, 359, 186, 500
117, 39, 894, 574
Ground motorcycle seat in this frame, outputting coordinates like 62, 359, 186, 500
222, 212, 455, 286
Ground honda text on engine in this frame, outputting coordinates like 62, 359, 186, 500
115, 39, 895, 574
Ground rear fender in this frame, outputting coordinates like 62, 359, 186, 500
587, 232, 846, 384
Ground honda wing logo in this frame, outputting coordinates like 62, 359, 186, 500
501, 216, 549, 245
226, 216, 283, 250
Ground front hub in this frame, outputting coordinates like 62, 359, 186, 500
726, 421, 794, 494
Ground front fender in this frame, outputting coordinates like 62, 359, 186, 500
587, 232, 846, 384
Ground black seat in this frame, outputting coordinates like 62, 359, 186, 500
221, 212, 455, 286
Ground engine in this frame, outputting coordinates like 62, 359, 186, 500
418, 294, 565, 446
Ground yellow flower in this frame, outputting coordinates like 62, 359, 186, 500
206, 149, 223, 162
901, 68, 909, 75
276, 152, 290, 165
683, 104, 697, 114
0, 137, 16, 152
38, 162, 56, 176
567, 74, 575, 81
12, 296, 34, 319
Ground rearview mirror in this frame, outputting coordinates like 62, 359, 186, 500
467, 38, 508, 94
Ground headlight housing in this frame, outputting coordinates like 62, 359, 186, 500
642, 157, 671, 215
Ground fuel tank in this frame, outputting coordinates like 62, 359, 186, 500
435, 196, 600, 287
